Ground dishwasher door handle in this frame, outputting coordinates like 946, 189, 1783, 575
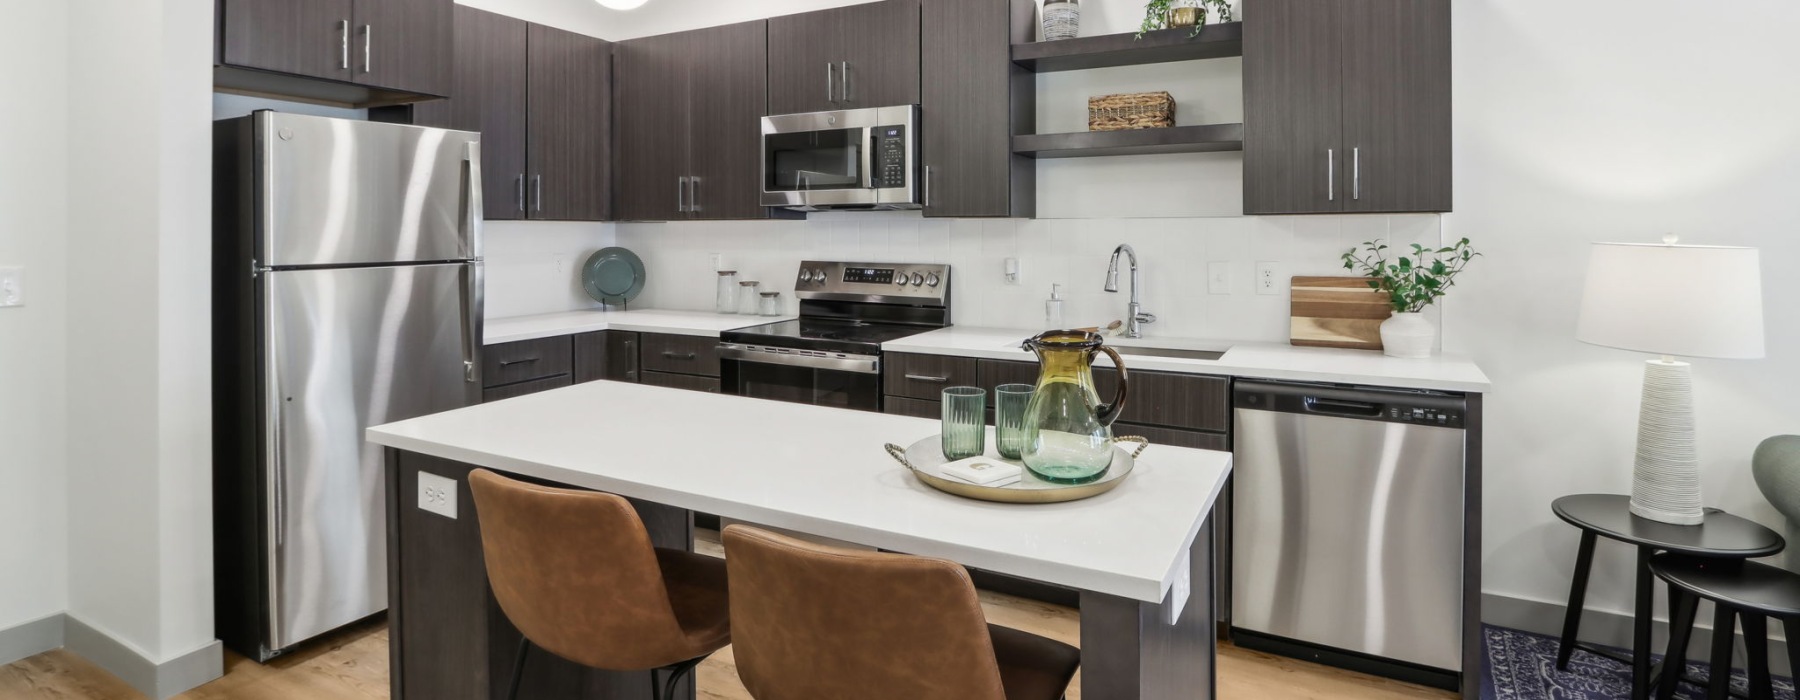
1302, 396, 1382, 417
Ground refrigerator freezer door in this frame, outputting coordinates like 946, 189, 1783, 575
265, 262, 479, 650
260, 111, 481, 267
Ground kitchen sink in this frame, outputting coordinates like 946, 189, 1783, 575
1111, 346, 1227, 362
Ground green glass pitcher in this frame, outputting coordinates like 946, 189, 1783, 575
1019, 330, 1130, 484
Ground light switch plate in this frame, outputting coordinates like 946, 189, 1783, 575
1255, 262, 1282, 296
0, 267, 22, 307
1207, 262, 1231, 295
418, 472, 458, 520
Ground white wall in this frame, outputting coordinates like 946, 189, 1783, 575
64, 0, 220, 674
1448, 0, 1800, 627
0, 0, 71, 640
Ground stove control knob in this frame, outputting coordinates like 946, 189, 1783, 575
798, 269, 814, 283
910, 272, 925, 286
812, 269, 828, 283
924, 273, 941, 288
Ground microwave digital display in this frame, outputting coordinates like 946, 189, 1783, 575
843, 268, 895, 284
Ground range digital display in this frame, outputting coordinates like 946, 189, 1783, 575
843, 267, 895, 284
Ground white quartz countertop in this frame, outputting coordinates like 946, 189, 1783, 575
885, 326, 1492, 393
484, 309, 792, 345
367, 380, 1231, 604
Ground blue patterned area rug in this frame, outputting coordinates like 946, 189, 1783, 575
1482, 624, 1796, 699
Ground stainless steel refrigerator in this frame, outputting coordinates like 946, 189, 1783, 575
213, 111, 484, 661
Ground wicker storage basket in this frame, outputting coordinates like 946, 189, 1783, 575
1088, 92, 1175, 131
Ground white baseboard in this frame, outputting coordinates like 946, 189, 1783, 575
1484, 591, 1793, 676
0, 613, 65, 666
0, 613, 222, 699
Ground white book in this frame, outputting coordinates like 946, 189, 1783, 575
940, 457, 1023, 486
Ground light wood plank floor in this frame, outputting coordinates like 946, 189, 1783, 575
3, 536, 1455, 700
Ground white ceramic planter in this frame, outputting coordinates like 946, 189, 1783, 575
1380, 312, 1436, 358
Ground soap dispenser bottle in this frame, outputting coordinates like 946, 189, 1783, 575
1045, 284, 1065, 329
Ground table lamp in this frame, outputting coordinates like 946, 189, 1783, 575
1576, 236, 1765, 525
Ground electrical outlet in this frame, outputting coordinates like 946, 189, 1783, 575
1255, 262, 1283, 296
417, 472, 458, 520
1003, 257, 1023, 285
710, 253, 724, 270
552, 253, 568, 276
0, 267, 22, 307
1207, 262, 1231, 295
1167, 549, 1191, 625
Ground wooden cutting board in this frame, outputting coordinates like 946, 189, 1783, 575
1290, 276, 1393, 350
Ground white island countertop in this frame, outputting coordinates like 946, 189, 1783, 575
484, 308, 792, 345
885, 326, 1492, 393
367, 380, 1231, 604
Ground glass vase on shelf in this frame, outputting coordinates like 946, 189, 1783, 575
1169, 0, 1202, 29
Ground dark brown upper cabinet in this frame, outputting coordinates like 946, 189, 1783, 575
216, 0, 451, 107
614, 21, 797, 222
766, 0, 922, 116
405, 8, 611, 221
1244, 0, 1450, 215
919, 0, 1034, 218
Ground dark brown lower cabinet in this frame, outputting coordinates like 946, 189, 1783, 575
574, 330, 640, 383
387, 451, 694, 700
482, 374, 571, 403
641, 371, 721, 394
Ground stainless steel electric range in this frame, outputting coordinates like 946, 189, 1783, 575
719, 261, 951, 411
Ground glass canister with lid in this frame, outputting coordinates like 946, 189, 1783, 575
715, 270, 739, 314
737, 280, 761, 315
758, 291, 783, 317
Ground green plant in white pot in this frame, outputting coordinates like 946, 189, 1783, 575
1342, 238, 1480, 358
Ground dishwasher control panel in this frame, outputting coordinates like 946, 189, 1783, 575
1387, 405, 1463, 428
1235, 381, 1466, 429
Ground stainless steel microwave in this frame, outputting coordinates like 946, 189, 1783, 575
760, 105, 921, 211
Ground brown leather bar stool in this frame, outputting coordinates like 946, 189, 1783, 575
722, 524, 1081, 700
469, 469, 731, 700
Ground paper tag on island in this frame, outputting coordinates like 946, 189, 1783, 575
940, 457, 1023, 486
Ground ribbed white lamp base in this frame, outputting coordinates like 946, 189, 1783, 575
1628, 359, 1703, 526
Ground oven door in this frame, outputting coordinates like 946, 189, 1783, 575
761, 106, 919, 210
719, 344, 883, 412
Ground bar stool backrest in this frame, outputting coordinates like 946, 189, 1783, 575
1754, 436, 1800, 528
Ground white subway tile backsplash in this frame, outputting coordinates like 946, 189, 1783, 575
613, 212, 1442, 342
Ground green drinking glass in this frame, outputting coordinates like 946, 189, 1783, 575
994, 384, 1035, 460
941, 387, 987, 460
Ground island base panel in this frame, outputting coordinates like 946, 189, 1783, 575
1080, 516, 1217, 700
387, 449, 696, 700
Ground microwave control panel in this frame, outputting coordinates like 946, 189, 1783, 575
870, 125, 908, 189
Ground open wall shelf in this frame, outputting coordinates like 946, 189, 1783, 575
1012, 123, 1244, 159
1011, 22, 1243, 73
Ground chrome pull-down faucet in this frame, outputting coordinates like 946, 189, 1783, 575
1104, 244, 1156, 339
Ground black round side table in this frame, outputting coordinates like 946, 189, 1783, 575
1650, 554, 1800, 700
1552, 494, 1785, 700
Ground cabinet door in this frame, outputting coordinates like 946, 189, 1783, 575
574, 331, 640, 383
1243, 0, 1345, 215
686, 22, 775, 221
613, 33, 691, 221
1341, 0, 1451, 213
641, 371, 722, 394
411, 6, 529, 220
921, 0, 1028, 218
220, 0, 355, 81
766, 0, 922, 115
351, 0, 452, 96
528, 25, 613, 221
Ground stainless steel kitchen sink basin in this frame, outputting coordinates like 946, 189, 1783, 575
1111, 346, 1227, 361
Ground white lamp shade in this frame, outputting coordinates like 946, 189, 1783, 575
1577, 242, 1765, 359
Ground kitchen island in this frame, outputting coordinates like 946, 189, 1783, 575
368, 380, 1231, 700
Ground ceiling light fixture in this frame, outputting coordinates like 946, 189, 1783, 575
596, 0, 649, 9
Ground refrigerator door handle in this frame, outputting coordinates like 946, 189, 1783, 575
461, 262, 484, 385
264, 360, 286, 651
464, 141, 484, 258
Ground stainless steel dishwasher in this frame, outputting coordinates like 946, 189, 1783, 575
1231, 380, 1469, 688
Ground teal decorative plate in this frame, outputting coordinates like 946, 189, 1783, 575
582, 247, 645, 305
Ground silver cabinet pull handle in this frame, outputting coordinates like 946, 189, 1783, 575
662, 351, 698, 360
689, 177, 701, 214
677, 176, 687, 213
515, 175, 526, 212
1327, 148, 1335, 202
498, 357, 539, 367
827, 62, 835, 103
339, 20, 350, 69
905, 374, 949, 383
1353, 147, 1361, 201
533, 175, 543, 212
923, 165, 932, 208
839, 61, 850, 102
362, 24, 372, 73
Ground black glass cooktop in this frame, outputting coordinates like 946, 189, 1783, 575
722, 318, 938, 355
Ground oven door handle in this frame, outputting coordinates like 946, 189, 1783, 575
717, 344, 881, 375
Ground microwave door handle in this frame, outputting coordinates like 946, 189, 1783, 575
862, 128, 876, 192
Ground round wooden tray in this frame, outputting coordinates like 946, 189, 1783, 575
884, 432, 1148, 504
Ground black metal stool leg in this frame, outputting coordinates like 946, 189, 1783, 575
1634, 546, 1658, 700
654, 656, 706, 700
1659, 588, 1700, 700
1787, 619, 1800, 700
1743, 614, 1771, 700
1559, 531, 1599, 670
1708, 606, 1738, 700
507, 637, 531, 700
